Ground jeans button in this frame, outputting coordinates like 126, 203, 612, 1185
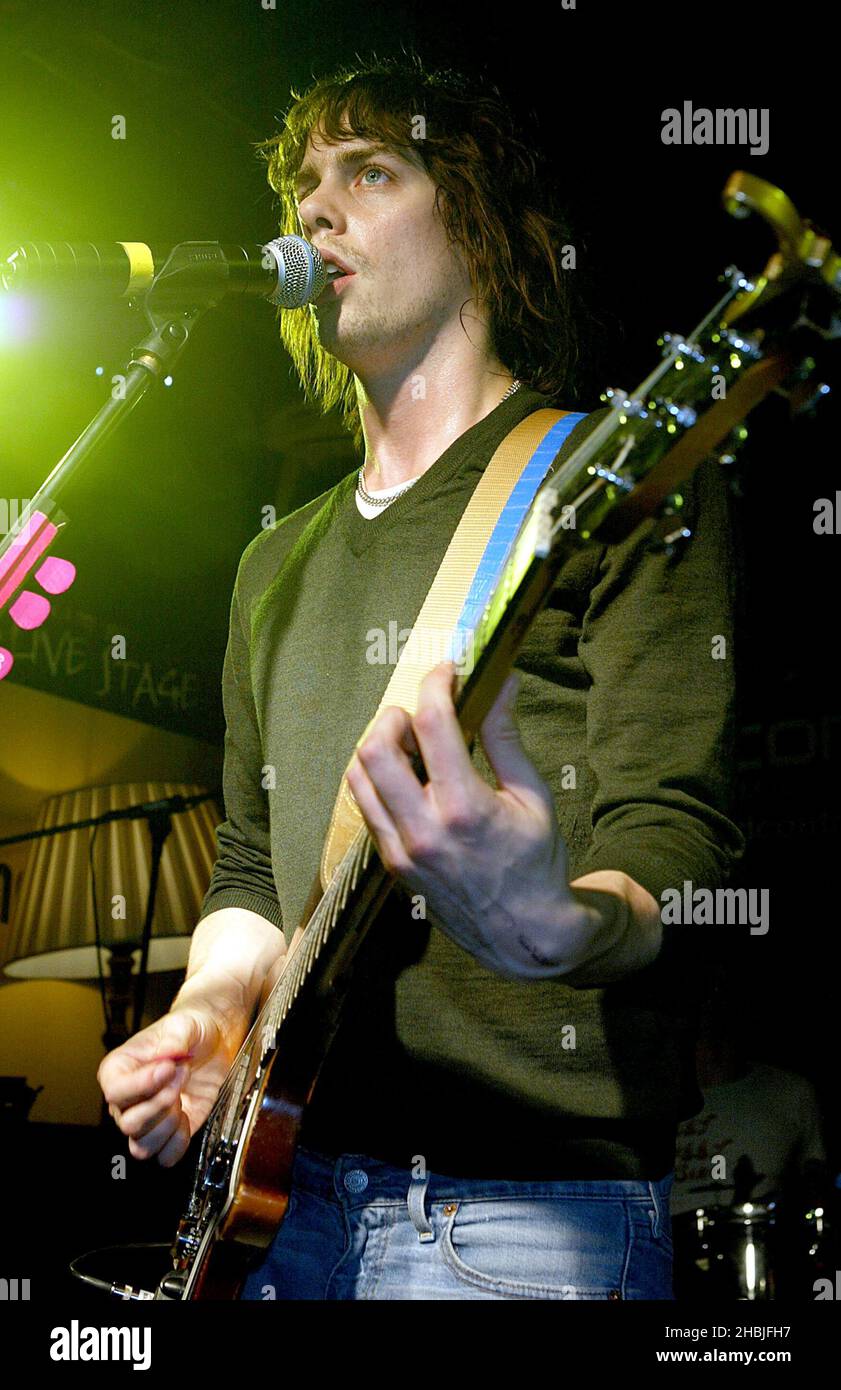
343, 1168, 369, 1193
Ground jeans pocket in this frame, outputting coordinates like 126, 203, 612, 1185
438, 1198, 627, 1300
627, 1212, 675, 1300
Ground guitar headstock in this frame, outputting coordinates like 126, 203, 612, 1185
538, 171, 840, 551
459, 173, 840, 709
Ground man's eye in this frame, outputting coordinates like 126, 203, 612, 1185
295, 163, 391, 205
359, 165, 390, 185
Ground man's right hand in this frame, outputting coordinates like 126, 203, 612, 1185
97, 1003, 247, 1168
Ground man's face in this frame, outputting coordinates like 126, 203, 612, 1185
294, 124, 473, 376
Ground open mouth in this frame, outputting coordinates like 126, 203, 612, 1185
318, 267, 355, 298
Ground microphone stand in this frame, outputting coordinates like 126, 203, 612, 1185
0, 245, 241, 593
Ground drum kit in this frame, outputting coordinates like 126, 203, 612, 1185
674, 1198, 780, 1300
673, 1160, 836, 1301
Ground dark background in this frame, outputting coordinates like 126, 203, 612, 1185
0, 0, 838, 1305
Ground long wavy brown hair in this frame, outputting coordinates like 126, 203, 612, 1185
254, 51, 586, 454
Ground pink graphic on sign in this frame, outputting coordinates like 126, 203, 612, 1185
0, 509, 77, 679
33, 554, 76, 594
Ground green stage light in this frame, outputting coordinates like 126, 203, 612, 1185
0, 292, 36, 349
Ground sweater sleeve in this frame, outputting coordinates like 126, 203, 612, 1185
572, 452, 746, 908
197, 548, 285, 930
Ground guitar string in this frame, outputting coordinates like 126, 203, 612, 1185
208, 824, 371, 1130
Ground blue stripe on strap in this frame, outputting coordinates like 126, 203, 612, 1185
448, 411, 587, 665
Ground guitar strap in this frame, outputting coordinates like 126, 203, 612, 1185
319, 405, 589, 890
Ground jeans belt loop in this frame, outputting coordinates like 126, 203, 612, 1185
407, 1174, 434, 1243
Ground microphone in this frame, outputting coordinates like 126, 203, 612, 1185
0, 237, 328, 308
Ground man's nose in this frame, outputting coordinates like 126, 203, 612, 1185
298, 189, 345, 236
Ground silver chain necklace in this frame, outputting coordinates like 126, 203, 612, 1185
356, 379, 522, 509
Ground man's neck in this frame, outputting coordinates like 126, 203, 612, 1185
358, 361, 518, 491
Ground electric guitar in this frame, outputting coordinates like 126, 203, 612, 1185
152, 172, 840, 1298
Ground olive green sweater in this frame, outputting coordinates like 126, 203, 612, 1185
198, 386, 745, 1180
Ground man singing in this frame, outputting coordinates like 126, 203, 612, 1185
98, 53, 745, 1300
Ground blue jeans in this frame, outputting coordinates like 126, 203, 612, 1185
240, 1145, 676, 1300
